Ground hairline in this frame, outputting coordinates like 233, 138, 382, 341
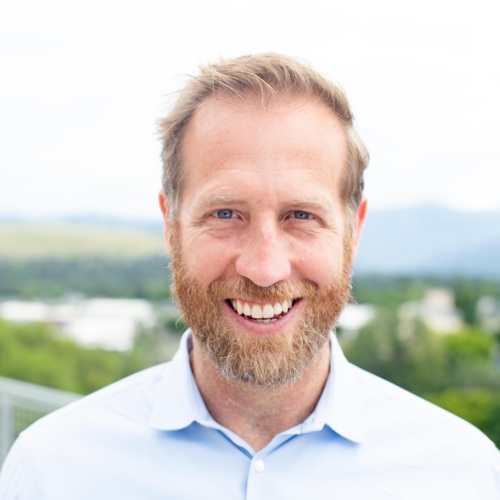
171, 89, 357, 228
159, 54, 368, 234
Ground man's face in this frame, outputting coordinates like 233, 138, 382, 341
162, 94, 365, 387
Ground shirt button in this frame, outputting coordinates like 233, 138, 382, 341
253, 459, 265, 473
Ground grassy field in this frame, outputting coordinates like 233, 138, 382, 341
0, 223, 165, 259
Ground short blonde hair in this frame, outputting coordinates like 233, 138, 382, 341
158, 53, 369, 227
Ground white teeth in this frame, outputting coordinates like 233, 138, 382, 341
263, 304, 274, 319
251, 305, 263, 319
231, 299, 295, 319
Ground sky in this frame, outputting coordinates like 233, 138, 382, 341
1, 0, 499, 220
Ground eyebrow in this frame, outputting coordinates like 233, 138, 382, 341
196, 195, 331, 211
285, 199, 331, 213
195, 194, 246, 212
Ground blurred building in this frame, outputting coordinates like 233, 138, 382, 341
476, 296, 500, 335
398, 288, 463, 335
337, 303, 376, 341
0, 298, 156, 351
0, 300, 50, 323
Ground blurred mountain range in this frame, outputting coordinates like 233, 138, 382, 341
355, 204, 500, 276
1, 205, 499, 276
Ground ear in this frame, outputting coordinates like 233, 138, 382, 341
351, 197, 368, 259
158, 191, 172, 256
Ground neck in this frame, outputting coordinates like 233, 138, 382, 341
190, 337, 331, 452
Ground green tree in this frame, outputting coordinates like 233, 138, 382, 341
425, 389, 500, 447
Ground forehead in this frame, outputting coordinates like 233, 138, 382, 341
180, 93, 348, 207
186, 92, 346, 149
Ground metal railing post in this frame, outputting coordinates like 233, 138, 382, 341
0, 377, 81, 467
0, 392, 13, 465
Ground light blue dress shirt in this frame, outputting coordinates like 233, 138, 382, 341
1, 331, 499, 499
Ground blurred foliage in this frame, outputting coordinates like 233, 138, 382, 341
0, 319, 177, 394
1, 259, 500, 447
344, 312, 449, 394
343, 308, 500, 447
0, 256, 171, 299
0, 320, 119, 393
424, 389, 500, 447
352, 275, 429, 312
352, 274, 500, 324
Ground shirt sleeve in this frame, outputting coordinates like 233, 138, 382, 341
0, 436, 29, 500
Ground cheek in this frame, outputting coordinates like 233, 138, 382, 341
182, 236, 236, 283
294, 239, 345, 286
181, 227, 346, 287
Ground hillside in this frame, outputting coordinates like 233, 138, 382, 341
1, 206, 499, 276
355, 205, 500, 276
0, 222, 165, 260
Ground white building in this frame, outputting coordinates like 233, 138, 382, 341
476, 296, 500, 334
398, 288, 463, 335
337, 303, 376, 341
0, 297, 156, 351
0, 300, 50, 323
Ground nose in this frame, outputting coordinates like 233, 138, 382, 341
234, 219, 292, 288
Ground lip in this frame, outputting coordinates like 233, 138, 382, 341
223, 298, 303, 335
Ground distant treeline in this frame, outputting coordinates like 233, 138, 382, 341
0, 256, 171, 299
353, 274, 500, 325
1, 257, 500, 446
2, 258, 500, 319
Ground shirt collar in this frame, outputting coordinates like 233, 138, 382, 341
148, 331, 210, 430
148, 330, 366, 444
317, 332, 366, 443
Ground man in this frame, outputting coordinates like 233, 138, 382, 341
1, 53, 499, 499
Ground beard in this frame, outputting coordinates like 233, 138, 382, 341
170, 226, 353, 389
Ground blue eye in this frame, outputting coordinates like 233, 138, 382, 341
292, 211, 312, 220
216, 209, 234, 219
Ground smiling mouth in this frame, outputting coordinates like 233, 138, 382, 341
226, 298, 299, 324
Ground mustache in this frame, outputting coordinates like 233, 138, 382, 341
207, 276, 318, 302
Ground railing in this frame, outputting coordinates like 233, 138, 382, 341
0, 377, 81, 466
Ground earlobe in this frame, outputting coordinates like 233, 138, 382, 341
158, 191, 172, 256
351, 198, 368, 259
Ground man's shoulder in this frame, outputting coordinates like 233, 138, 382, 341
21, 362, 168, 443
0, 361, 184, 499
352, 364, 497, 453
